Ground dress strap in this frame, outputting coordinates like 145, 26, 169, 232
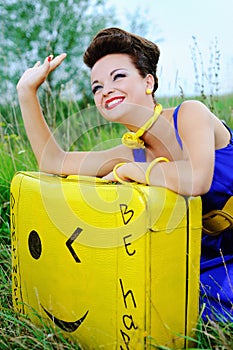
133, 148, 146, 162
222, 120, 233, 144
173, 104, 183, 149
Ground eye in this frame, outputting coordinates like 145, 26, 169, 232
92, 84, 102, 95
28, 230, 42, 260
113, 73, 126, 81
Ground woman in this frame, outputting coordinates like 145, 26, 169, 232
17, 27, 233, 321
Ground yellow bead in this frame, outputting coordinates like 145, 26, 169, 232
146, 88, 152, 95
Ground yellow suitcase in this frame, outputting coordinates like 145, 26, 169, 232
10, 172, 202, 349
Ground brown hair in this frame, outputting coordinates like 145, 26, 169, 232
83, 27, 160, 93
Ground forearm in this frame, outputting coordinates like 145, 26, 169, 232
147, 161, 196, 196
18, 88, 64, 172
16, 53, 68, 173
114, 160, 212, 196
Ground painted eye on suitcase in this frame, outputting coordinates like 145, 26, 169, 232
28, 230, 42, 260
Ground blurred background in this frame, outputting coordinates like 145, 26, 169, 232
1, 0, 233, 104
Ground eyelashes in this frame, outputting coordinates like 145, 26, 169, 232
92, 85, 102, 95
113, 73, 126, 81
92, 73, 127, 95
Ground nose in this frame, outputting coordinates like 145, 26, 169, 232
102, 84, 114, 97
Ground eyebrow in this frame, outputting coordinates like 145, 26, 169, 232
110, 68, 125, 76
91, 68, 126, 86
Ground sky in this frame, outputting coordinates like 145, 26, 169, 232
107, 0, 233, 96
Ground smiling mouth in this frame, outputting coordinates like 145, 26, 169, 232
41, 304, 89, 333
105, 97, 125, 110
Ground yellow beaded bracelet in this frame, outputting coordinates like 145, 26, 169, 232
145, 157, 169, 185
113, 162, 130, 185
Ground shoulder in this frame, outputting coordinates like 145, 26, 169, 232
163, 100, 211, 121
179, 99, 210, 113
176, 100, 213, 125
174, 100, 215, 141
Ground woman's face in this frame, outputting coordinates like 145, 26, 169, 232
91, 53, 152, 122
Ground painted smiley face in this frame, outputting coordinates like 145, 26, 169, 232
28, 229, 89, 333
11, 172, 202, 349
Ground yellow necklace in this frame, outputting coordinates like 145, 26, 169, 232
121, 103, 162, 149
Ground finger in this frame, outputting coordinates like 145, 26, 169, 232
46, 53, 67, 70
102, 172, 115, 180
47, 54, 54, 62
45, 53, 66, 64
34, 61, 41, 68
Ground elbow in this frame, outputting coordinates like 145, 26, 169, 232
38, 163, 58, 175
188, 174, 212, 197
38, 150, 67, 175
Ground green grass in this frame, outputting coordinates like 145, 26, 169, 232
1, 94, 233, 349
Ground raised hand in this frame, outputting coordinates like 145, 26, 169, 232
17, 53, 67, 93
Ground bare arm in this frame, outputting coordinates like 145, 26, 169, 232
17, 54, 69, 173
17, 54, 132, 176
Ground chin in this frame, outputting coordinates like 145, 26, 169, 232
102, 107, 127, 122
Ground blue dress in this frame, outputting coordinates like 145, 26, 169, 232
133, 105, 233, 321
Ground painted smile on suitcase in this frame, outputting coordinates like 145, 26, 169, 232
41, 305, 89, 332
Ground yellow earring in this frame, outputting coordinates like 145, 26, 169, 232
146, 88, 153, 95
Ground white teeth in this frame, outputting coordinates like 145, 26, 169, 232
107, 98, 123, 108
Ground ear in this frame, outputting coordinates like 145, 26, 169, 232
145, 74, 155, 90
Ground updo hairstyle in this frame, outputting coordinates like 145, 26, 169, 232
83, 27, 160, 94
